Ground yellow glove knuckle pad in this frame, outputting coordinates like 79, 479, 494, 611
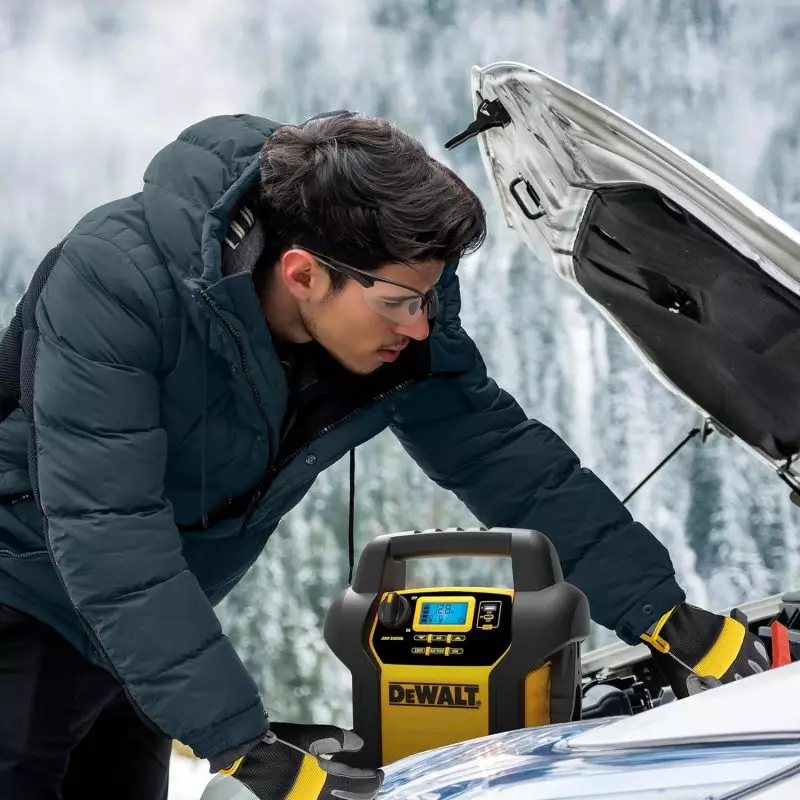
694, 616, 746, 679
286, 753, 328, 800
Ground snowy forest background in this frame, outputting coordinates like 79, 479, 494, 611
2, 0, 800, 737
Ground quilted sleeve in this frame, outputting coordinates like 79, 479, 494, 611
28, 234, 268, 758
391, 333, 685, 645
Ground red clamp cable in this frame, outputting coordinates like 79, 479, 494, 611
770, 621, 792, 668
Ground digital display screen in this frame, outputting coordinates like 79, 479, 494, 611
418, 601, 469, 626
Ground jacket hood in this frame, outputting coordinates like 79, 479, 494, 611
141, 113, 284, 293
138, 110, 475, 378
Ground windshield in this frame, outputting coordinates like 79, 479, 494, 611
378, 722, 800, 800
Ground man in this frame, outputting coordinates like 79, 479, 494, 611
0, 111, 769, 800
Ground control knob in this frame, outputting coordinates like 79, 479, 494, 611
377, 592, 412, 629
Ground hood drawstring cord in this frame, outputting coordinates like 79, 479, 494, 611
348, 448, 356, 585
200, 318, 210, 529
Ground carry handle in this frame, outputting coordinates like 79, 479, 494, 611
351, 528, 565, 595
389, 528, 515, 559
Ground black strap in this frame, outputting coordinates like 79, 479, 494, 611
0, 239, 66, 425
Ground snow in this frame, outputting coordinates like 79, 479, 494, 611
169, 754, 211, 800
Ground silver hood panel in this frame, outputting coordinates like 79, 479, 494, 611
465, 61, 800, 493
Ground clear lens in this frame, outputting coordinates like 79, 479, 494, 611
305, 248, 440, 325
362, 285, 438, 324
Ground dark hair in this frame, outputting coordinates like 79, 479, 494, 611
255, 112, 486, 290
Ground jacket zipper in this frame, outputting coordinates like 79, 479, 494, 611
199, 290, 275, 528
0, 490, 34, 505
200, 290, 274, 445
0, 547, 47, 559
237, 377, 417, 534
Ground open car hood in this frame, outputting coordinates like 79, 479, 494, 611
450, 61, 800, 499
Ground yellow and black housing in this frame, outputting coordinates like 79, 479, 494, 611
324, 527, 591, 767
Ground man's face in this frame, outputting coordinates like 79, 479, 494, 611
301, 257, 443, 375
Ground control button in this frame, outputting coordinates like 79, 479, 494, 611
414, 635, 427, 641
451, 635, 466, 642
482, 614, 495, 620
450, 648, 464, 655
429, 647, 446, 655
411, 647, 426, 655
431, 634, 447, 642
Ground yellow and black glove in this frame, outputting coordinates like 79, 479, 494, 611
641, 602, 770, 697
207, 723, 383, 800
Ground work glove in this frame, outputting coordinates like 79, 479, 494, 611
208, 723, 384, 800
641, 602, 771, 698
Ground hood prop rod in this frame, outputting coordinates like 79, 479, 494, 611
622, 421, 713, 505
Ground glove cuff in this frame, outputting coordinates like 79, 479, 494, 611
640, 605, 677, 653
209, 733, 267, 774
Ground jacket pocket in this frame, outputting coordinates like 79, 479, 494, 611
0, 502, 70, 612
0, 497, 47, 553
0, 532, 69, 603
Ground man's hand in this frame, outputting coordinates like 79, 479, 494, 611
208, 723, 383, 800
641, 602, 771, 697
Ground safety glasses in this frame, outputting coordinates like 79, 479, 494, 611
297, 246, 440, 326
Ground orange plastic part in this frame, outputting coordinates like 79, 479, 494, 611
770, 621, 792, 668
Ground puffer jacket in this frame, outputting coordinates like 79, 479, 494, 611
0, 112, 684, 758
